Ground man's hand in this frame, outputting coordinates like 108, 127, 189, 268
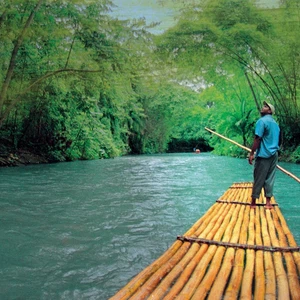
248, 154, 255, 165
249, 135, 260, 165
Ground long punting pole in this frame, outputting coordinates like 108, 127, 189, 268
205, 127, 300, 184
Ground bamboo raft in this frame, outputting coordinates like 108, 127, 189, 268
110, 182, 300, 300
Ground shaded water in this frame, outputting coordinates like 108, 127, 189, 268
0, 153, 299, 299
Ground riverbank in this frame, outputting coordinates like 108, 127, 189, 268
0, 146, 298, 167
0, 149, 49, 167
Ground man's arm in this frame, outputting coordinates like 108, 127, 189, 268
248, 135, 261, 165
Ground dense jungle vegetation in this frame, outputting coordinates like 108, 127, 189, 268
0, 0, 299, 166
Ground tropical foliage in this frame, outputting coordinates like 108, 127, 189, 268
0, 0, 299, 163
156, 0, 300, 160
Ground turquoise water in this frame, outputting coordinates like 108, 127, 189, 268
0, 153, 299, 299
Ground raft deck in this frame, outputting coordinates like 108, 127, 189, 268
110, 182, 300, 300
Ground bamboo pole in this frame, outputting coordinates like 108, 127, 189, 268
147, 206, 225, 299
190, 246, 226, 300
149, 204, 227, 299
162, 203, 230, 299
275, 208, 300, 273
266, 210, 290, 299
148, 243, 200, 300
240, 208, 256, 299
163, 244, 209, 300
189, 248, 227, 299
224, 205, 250, 299
129, 241, 192, 300
176, 205, 236, 299
260, 206, 277, 299
271, 210, 300, 300
254, 207, 265, 300
193, 203, 224, 237
108, 240, 183, 300
109, 201, 216, 300
205, 127, 300, 184
191, 205, 242, 300
207, 204, 245, 299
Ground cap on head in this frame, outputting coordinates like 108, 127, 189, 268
263, 101, 275, 115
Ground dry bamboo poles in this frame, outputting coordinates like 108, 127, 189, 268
204, 127, 300, 184
110, 182, 300, 299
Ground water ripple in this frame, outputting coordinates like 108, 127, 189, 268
0, 153, 299, 299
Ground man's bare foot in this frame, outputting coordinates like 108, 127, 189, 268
264, 204, 273, 210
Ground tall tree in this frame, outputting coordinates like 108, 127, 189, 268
156, 0, 300, 151
0, 0, 163, 158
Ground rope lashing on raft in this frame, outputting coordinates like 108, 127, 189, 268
216, 200, 279, 206
229, 186, 253, 189
177, 236, 300, 252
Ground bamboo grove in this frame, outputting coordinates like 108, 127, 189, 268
0, 0, 299, 163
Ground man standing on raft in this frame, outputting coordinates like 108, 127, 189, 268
248, 101, 280, 209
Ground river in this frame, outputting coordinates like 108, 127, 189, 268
0, 153, 299, 299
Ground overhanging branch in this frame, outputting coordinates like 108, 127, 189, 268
0, 68, 104, 128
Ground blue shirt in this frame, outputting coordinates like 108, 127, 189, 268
255, 115, 280, 158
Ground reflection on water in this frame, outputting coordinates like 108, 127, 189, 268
0, 153, 299, 299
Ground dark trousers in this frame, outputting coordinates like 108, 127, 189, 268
252, 152, 278, 199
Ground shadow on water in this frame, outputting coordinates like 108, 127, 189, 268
0, 153, 299, 299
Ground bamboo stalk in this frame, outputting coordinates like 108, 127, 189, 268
191, 204, 242, 299
208, 248, 236, 299
110, 201, 219, 299
148, 243, 200, 299
183, 205, 215, 236
162, 203, 229, 299
271, 210, 300, 300
240, 184, 250, 207
126, 205, 222, 299
108, 240, 183, 300
224, 205, 250, 299
207, 204, 245, 299
193, 203, 225, 237
159, 204, 228, 299
176, 205, 236, 299
266, 210, 290, 299
254, 206, 265, 300
163, 244, 209, 300
205, 127, 300, 183
163, 204, 231, 299
129, 241, 192, 300
260, 206, 276, 299
240, 207, 255, 299
205, 127, 251, 152
190, 245, 227, 300
275, 208, 300, 273
275, 208, 298, 247
224, 249, 245, 300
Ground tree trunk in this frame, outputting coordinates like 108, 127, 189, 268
0, 0, 43, 117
